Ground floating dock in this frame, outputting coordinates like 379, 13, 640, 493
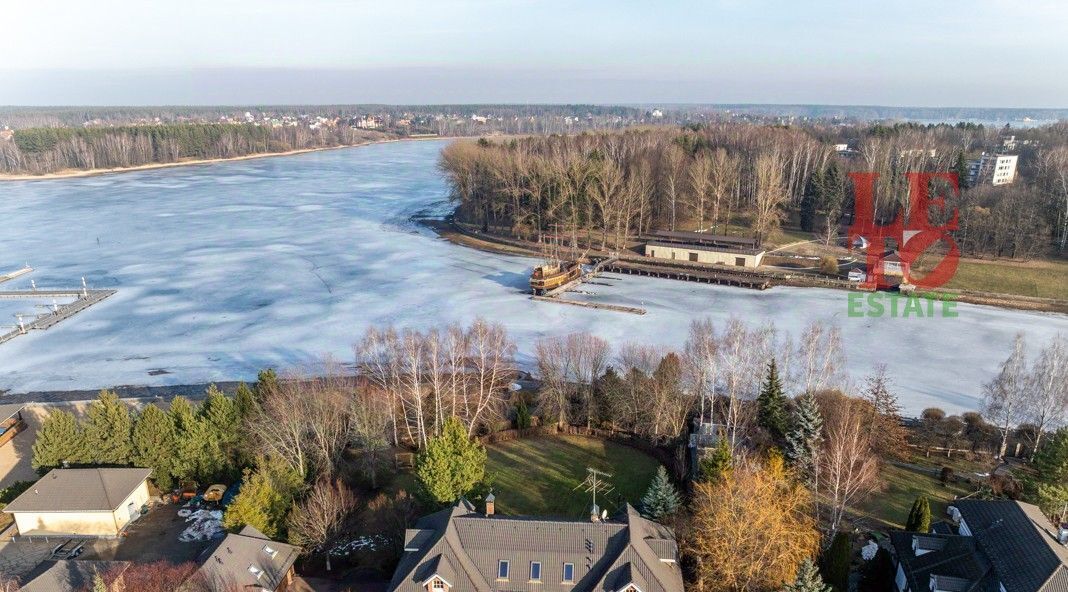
0, 270, 116, 345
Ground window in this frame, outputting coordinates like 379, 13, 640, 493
262, 544, 277, 558
431, 579, 446, 590
735, 257, 746, 267
563, 563, 575, 583
689, 252, 698, 262
248, 565, 263, 579
530, 561, 542, 582
498, 560, 510, 580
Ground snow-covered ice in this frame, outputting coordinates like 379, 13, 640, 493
0, 140, 1065, 415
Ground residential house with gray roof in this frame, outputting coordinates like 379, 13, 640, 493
3, 468, 152, 538
388, 498, 684, 592
196, 524, 300, 592
890, 499, 1068, 592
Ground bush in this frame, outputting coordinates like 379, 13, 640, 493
821, 532, 852, 592
820, 256, 840, 275
939, 466, 954, 485
0, 480, 34, 509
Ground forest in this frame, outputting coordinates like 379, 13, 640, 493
0, 123, 388, 175
440, 122, 1068, 258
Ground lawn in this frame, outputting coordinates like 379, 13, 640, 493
853, 463, 978, 529
484, 435, 662, 518
913, 255, 1068, 299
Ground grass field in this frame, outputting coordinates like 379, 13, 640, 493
853, 463, 978, 529
912, 255, 1068, 299
484, 435, 662, 518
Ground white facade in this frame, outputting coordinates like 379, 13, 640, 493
969, 153, 1018, 186
10, 479, 149, 537
644, 243, 765, 268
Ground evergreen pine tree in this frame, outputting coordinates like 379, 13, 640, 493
416, 416, 487, 505
200, 384, 239, 452
757, 360, 789, 442
786, 392, 824, 488
234, 382, 259, 419
254, 368, 279, 400
905, 495, 931, 532
821, 532, 851, 592
1033, 427, 1068, 484
82, 390, 133, 465
822, 161, 845, 214
31, 409, 86, 472
783, 558, 833, 592
640, 465, 682, 521
222, 458, 302, 538
800, 171, 824, 232
953, 151, 970, 190
132, 404, 177, 490
169, 396, 219, 482
858, 548, 895, 592
699, 436, 733, 483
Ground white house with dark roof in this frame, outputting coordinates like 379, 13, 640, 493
890, 499, 1068, 592
389, 498, 684, 592
2, 467, 151, 538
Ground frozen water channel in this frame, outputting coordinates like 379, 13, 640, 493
0, 139, 1065, 414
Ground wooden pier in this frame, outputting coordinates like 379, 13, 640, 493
598, 259, 772, 290
0, 266, 32, 285
0, 268, 117, 345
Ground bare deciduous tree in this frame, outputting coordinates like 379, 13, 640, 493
287, 479, 358, 571
984, 334, 1029, 459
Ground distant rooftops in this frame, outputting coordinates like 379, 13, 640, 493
2, 468, 152, 514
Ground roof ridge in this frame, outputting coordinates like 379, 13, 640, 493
97, 468, 114, 509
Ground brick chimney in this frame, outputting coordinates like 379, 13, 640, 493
485, 492, 495, 517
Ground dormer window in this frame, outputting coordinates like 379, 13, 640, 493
431, 579, 446, 590
262, 544, 277, 558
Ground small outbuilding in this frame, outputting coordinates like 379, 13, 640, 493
2, 467, 152, 538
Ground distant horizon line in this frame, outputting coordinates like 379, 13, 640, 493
2, 102, 1067, 112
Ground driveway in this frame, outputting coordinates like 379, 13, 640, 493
0, 540, 55, 582
79, 503, 212, 564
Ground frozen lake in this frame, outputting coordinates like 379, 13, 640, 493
0, 139, 1065, 414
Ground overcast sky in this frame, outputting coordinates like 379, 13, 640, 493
3, 0, 1066, 106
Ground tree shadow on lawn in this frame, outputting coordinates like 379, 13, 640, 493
485, 436, 659, 519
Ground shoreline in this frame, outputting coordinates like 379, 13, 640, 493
0, 134, 445, 181
423, 217, 1068, 315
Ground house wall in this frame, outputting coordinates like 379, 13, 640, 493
112, 480, 151, 531
644, 245, 764, 268
12, 479, 150, 537
14, 510, 118, 536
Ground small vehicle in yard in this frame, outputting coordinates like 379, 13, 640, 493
203, 484, 227, 503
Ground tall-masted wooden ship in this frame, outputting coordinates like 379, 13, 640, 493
529, 260, 582, 294
529, 231, 583, 295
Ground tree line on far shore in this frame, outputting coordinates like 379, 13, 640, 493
0, 124, 387, 175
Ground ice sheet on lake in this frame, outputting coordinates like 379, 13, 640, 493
0, 140, 1065, 415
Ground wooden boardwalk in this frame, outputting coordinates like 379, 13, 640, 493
0, 289, 116, 345
599, 259, 772, 290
